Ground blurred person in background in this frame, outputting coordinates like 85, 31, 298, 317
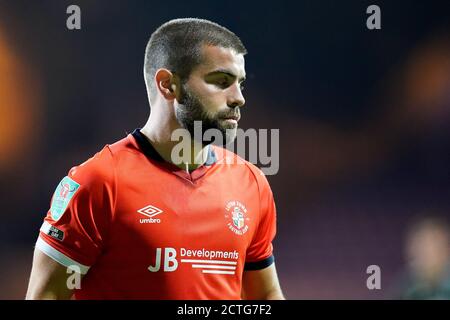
395, 215, 450, 299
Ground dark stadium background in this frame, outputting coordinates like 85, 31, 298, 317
0, 0, 449, 299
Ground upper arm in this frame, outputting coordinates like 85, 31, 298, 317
26, 147, 115, 299
26, 247, 79, 300
241, 263, 284, 300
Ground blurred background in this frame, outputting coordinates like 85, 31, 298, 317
0, 0, 449, 299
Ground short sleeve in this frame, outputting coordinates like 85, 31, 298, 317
244, 169, 277, 270
36, 146, 115, 274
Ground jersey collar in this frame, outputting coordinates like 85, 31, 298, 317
131, 128, 217, 167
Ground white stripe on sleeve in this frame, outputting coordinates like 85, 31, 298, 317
36, 236, 90, 275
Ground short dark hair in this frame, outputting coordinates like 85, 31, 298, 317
144, 18, 247, 102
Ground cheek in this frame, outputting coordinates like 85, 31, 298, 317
186, 79, 227, 113
202, 102, 222, 120
197, 87, 227, 112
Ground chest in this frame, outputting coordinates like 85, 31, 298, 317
107, 165, 261, 257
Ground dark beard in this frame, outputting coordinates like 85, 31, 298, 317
175, 84, 240, 146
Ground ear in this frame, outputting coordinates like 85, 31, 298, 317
154, 69, 178, 101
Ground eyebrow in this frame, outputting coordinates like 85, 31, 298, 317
205, 69, 246, 83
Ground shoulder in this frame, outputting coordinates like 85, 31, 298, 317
67, 133, 135, 186
68, 145, 113, 184
69, 134, 138, 182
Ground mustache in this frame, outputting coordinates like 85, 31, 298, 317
217, 108, 241, 121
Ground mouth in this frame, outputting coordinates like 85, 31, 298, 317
221, 115, 240, 122
221, 117, 239, 126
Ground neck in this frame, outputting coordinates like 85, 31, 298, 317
140, 110, 209, 172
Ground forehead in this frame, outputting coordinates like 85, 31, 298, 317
194, 44, 246, 78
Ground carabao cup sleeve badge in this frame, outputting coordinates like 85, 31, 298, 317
50, 176, 80, 221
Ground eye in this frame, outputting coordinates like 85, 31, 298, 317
240, 83, 245, 91
216, 78, 230, 88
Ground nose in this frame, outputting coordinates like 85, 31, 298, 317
227, 84, 245, 108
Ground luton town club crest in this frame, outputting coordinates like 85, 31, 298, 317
225, 200, 249, 235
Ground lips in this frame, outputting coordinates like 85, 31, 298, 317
221, 115, 240, 121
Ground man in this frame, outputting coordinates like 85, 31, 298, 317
395, 216, 450, 299
26, 18, 284, 300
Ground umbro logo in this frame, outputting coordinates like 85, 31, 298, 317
137, 205, 163, 224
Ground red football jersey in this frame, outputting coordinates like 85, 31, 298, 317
36, 129, 277, 299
